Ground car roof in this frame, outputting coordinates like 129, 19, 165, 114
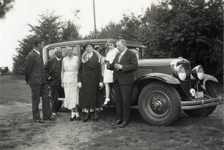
46, 39, 146, 48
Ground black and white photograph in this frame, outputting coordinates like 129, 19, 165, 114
0, 0, 223, 149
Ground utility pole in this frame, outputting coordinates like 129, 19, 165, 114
93, 0, 96, 39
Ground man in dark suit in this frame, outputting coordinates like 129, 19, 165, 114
24, 39, 55, 123
45, 47, 62, 116
107, 39, 138, 128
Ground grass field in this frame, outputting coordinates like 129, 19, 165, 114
0, 75, 223, 150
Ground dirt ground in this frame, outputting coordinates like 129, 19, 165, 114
0, 75, 223, 150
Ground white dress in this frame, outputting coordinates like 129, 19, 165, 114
103, 48, 119, 83
62, 56, 79, 109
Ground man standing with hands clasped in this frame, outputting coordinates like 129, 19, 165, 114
107, 39, 138, 128
45, 47, 63, 117
24, 39, 56, 123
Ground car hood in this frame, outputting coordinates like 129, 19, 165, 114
138, 58, 189, 67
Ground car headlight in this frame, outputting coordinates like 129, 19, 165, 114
174, 65, 187, 81
192, 65, 204, 80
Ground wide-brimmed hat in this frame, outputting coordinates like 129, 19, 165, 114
83, 42, 94, 49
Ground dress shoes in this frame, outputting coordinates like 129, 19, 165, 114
120, 121, 129, 128
112, 120, 123, 125
44, 116, 56, 121
76, 116, 81, 121
52, 113, 61, 117
70, 116, 75, 121
83, 113, 91, 122
34, 119, 44, 123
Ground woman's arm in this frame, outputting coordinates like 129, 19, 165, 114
77, 57, 82, 88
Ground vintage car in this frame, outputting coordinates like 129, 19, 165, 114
42, 39, 223, 126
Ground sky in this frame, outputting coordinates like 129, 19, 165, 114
0, 0, 156, 70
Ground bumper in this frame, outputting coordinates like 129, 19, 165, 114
181, 97, 224, 110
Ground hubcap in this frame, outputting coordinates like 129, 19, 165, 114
146, 91, 170, 118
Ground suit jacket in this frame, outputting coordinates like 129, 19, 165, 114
107, 49, 138, 85
24, 50, 47, 85
45, 57, 62, 80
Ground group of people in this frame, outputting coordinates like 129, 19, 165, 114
24, 39, 138, 128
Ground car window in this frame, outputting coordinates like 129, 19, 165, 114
48, 46, 78, 59
129, 48, 139, 59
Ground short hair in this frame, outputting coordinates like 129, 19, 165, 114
54, 47, 62, 54
107, 39, 116, 47
33, 39, 43, 47
116, 39, 126, 46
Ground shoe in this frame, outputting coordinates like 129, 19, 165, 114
107, 100, 115, 106
44, 116, 56, 121
34, 119, 44, 123
70, 116, 75, 121
76, 116, 81, 121
112, 119, 123, 125
120, 121, 129, 128
56, 113, 62, 117
83, 113, 90, 122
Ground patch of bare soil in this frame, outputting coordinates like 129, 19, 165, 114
0, 76, 223, 150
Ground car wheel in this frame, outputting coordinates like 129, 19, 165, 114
183, 81, 217, 117
138, 82, 181, 126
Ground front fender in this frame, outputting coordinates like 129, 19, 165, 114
135, 73, 180, 84
203, 74, 218, 86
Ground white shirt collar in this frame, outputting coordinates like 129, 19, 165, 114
33, 49, 40, 55
55, 57, 60, 61
121, 48, 127, 55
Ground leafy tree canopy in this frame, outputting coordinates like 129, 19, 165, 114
0, 0, 14, 19
13, 11, 80, 75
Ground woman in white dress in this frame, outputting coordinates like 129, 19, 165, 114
103, 39, 119, 106
61, 46, 80, 121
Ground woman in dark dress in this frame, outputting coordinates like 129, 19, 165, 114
78, 42, 104, 122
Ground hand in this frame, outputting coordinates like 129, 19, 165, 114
61, 83, 64, 88
105, 60, 109, 65
78, 82, 82, 88
99, 82, 104, 89
114, 63, 122, 71
48, 76, 51, 80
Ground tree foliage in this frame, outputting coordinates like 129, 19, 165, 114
0, 0, 14, 19
143, 0, 223, 80
12, 11, 80, 75
82, 21, 122, 39
120, 0, 223, 81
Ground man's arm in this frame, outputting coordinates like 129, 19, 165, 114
122, 52, 138, 73
24, 54, 34, 83
107, 54, 119, 70
45, 59, 52, 79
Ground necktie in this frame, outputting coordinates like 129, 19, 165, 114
118, 53, 123, 62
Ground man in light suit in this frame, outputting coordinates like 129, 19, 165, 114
107, 39, 138, 128
45, 47, 62, 116
24, 39, 55, 123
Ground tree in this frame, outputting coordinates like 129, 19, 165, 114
0, 0, 14, 19
138, 0, 223, 81
119, 13, 143, 41
82, 21, 122, 40
12, 11, 80, 75
97, 21, 122, 39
